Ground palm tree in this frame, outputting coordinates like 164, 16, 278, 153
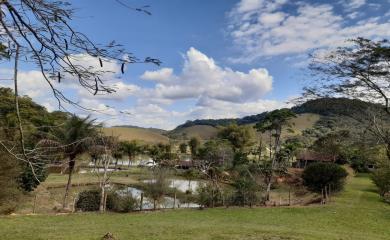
52, 115, 96, 208
120, 140, 141, 167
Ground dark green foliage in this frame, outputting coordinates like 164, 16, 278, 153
188, 137, 200, 156
76, 190, 139, 212
106, 193, 138, 213
302, 163, 348, 193
197, 140, 234, 167
121, 140, 141, 162
255, 108, 296, 133
0, 88, 69, 191
371, 167, 390, 197
75, 190, 101, 212
0, 150, 22, 214
144, 169, 170, 209
232, 176, 262, 206
218, 124, 254, 152
233, 151, 249, 167
179, 142, 187, 154
310, 130, 350, 163
177, 119, 237, 129
18, 162, 48, 192
292, 98, 380, 117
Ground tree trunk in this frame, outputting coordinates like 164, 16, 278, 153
63, 156, 75, 209
128, 155, 132, 168
99, 185, 105, 212
114, 158, 119, 171
266, 179, 272, 201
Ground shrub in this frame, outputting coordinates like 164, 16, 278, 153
232, 176, 263, 206
19, 162, 48, 192
196, 183, 223, 208
75, 189, 101, 211
302, 163, 348, 193
76, 189, 139, 212
144, 169, 170, 209
106, 192, 138, 212
371, 167, 390, 197
0, 151, 22, 214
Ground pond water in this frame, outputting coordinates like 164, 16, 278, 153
86, 158, 156, 167
117, 186, 200, 210
142, 179, 201, 193
79, 168, 115, 174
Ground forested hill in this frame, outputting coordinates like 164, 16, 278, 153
174, 98, 383, 130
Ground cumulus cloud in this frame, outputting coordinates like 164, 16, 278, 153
228, 0, 390, 63
140, 47, 273, 104
141, 68, 174, 82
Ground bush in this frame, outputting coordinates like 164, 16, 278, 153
75, 189, 101, 211
232, 176, 263, 206
76, 189, 139, 212
106, 192, 138, 212
0, 151, 22, 214
371, 167, 390, 197
18, 162, 48, 192
196, 183, 223, 208
302, 163, 348, 193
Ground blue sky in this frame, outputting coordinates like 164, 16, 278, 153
1, 0, 389, 129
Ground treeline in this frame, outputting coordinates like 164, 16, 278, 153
0, 88, 70, 213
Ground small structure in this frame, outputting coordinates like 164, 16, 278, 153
175, 160, 194, 169
294, 150, 335, 168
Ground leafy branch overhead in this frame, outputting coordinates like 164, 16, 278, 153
306, 38, 390, 114
0, 0, 160, 110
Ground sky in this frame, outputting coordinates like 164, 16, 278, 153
1, 0, 389, 129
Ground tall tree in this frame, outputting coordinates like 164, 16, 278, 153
121, 140, 141, 167
90, 135, 119, 212
306, 38, 390, 161
218, 124, 254, 153
0, 0, 159, 178
255, 108, 296, 201
52, 115, 96, 208
188, 137, 201, 157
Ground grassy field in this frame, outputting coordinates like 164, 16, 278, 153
1, 174, 389, 240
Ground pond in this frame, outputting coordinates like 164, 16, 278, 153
142, 179, 202, 193
117, 186, 200, 210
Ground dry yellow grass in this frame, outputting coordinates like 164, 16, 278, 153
170, 125, 219, 140
102, 127, 169, 144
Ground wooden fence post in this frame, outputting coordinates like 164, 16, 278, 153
32, 195, 37, 214
140, 193, 144, 211
173, 191, 176, 209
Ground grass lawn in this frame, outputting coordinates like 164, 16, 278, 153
0, 174, 389, 240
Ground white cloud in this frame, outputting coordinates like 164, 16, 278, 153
141, 68, 174, 82
342, 0, 366, 10
140, 47, 273, 104
228, 0, 390, 63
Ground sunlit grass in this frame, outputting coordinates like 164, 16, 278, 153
1, 174, 389, 240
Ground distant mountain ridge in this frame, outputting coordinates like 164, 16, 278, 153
174, 98, 384, 130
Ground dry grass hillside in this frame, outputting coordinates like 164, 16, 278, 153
168, 125, 219, 140
102, 127, 170, 144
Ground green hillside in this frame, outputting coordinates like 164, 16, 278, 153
102, 98, 384, 142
